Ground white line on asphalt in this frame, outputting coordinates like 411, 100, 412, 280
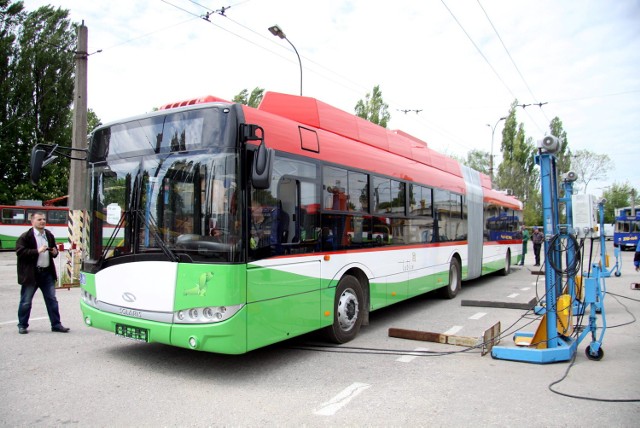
521, 287, 531, 291
468, 312, 487, 320
0, 316, 48, 326
507, 293, 519, 298
443, 325, 463, 335
313, 382, 371, 416
396, 347, 430, 363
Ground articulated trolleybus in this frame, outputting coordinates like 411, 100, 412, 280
34, 92, 522, 354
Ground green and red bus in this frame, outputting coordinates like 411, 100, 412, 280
33, 92, 523, 354
0, 203, 68, 250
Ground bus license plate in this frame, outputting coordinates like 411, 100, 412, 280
115, 324, 148, 342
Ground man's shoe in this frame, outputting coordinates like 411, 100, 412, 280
18, 327, 28, 334
51, 325, 70, 333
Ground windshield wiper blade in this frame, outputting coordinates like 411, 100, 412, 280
96, 210, 128, 269
134, 209, 179, 262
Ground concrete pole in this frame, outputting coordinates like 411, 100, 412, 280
66, 22, 88, 284
68, 22, 87, 209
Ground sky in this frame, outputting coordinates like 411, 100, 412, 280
23, 0, 640, 196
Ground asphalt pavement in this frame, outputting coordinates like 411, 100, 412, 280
0, 243, 639, 427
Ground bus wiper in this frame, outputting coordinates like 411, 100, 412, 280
96, 211, 128, 269
134, 209, 180, 262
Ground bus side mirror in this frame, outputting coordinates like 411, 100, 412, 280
30, 147, 47, 184
30, 145, 59, 184
251, 143, 273, 189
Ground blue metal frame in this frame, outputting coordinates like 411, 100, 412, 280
492, 148, 607, 364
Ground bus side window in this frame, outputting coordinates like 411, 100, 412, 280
2, 208, 25, 225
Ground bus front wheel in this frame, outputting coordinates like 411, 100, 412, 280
440, 258, 461, 299
325, 275, 364, 344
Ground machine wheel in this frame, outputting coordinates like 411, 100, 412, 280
500, 250, 511, 276
585, 346, 604, 361
324, 275, 364, 344
614, 271, 621, 277
440, 258, 461, 299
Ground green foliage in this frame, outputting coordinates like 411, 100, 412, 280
549, 117, 570, 176
355, 85, 390, 128
523, 192, 542, 226
496, 101, 538, 203
460, 149, 489, 174
232, 87, 264, 108
602, 183, 638, 223
0, 2, 75, 204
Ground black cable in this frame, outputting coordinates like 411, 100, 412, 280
548, 352, 640, 402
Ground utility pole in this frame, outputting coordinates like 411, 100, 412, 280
66, 22, 88, 284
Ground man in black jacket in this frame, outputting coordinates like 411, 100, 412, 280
16, 211, 69, 334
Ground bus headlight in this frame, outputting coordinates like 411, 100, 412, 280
173, 304, 243, 324
81, 289, 98, 308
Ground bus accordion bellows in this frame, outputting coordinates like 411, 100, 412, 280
34, 92, 523, 354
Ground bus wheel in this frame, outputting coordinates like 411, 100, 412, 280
440, 258, 461, 299
501, 250, 511, 276
325, 275, 364, 344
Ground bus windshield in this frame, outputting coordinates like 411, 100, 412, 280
87, 107, 242, 266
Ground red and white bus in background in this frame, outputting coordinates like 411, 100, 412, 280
0, 201, 68, 250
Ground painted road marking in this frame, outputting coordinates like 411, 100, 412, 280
521, 287, 531, 291
507, 293, 519, 298
0, 316, 47, 325
313, 382, 371, 416
468, 312, 487, 320
396, 347, 430, 363
443, 325, 463, 335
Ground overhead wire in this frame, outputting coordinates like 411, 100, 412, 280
476, 0, 552, 125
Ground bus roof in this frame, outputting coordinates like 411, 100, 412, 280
154, 92, 522, 210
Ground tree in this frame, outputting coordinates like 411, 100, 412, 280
549, 117, 570, 176
232, 87, 264, 108
355, 85, 390, 128
0, 3, 75, 204
602, 182, 638, 223
571, 149, 614, 194
496, 101, 538, 202
464, 149, 490, 175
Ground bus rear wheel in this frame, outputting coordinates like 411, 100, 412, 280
501, 250, 511, 276
324, 275, 364, 344
440, 258, 461, 299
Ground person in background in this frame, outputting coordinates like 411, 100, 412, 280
15, 212, 70, 334
634, 239, 640, 272
518, 225, 530, 265
531, 226, 544, 266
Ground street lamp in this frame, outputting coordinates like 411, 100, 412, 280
486, 116, 507, 185
268, 25, 302, 96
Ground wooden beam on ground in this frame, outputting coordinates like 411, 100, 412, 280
389, 322, 501, 356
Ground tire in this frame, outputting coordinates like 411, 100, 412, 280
585, 346, 604, 361
324, 275, 364, 344
440, 258, 461, 299
501, 250, 511, 276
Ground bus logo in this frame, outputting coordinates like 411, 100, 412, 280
122, 292, 137, 303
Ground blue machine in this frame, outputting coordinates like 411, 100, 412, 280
491, 136, 607, 363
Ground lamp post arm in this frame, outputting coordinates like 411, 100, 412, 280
285, 37, 302, 96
